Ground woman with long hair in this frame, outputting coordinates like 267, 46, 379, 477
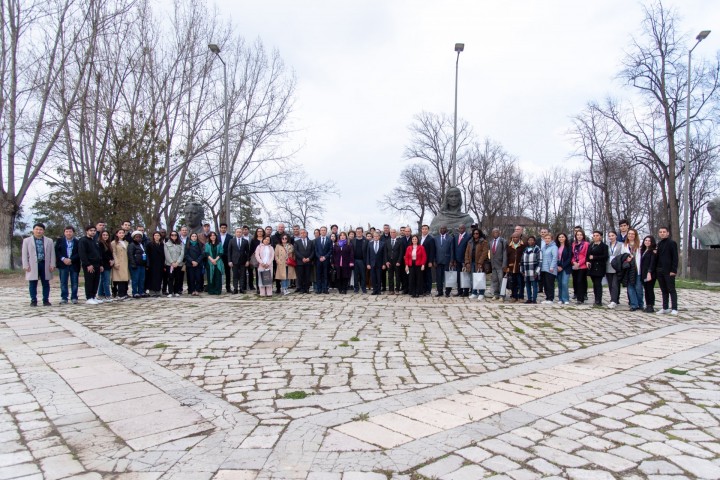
184, 233, 204, 296
274, 234, 296, 295
332, 232, 354, 294
463, 229, 489, 300
404, 234, 427, 298
146, 232, 166, 297
555, 233, 572, 305
328, 232, 338, 290
164, 231, 185, 297
204, 232, 224, 295
255, 235, 275, 296
640, 235, 658, 313
571, 229, 590, 304
249, 228, 265, 294
97, 230, 115, 301
605, 230, 622, 309
111, 229, 129, 300
622, 228, 644, 311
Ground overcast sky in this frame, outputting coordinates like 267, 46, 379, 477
219, 0, 718, 230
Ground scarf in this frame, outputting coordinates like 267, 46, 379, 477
338, 239, 347, 247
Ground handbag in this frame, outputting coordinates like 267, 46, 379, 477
444, 270, 457, 289
472, 272, 486, 290
260, 269, 272, 285
287, 256, 297, 267
500, 275, 508, 296
483, 259, 492, 274
460, 271, 472, 289
250, 255, 259, 268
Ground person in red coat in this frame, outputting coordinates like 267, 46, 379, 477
404, 234, 427, 298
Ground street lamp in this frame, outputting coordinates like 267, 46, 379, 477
452, 42, 464, 188
682, 30, 710, 278
208, 43, 231, 226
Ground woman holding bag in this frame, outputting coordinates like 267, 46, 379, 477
274, 234, 296, 295
256, 236, 275, 297
463, 229, 489, 301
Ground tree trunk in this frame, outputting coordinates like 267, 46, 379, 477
0, 195, 19, 270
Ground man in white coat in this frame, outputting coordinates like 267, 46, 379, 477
22, 223, 56, 307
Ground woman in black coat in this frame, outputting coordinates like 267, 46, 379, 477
184, 233, 205, 295
332, 232, 354, 294
586, 230, 608, 306
146, 232, 166, 297
640, 235, 658, 313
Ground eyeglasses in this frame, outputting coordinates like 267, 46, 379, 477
282, 238, 288, 241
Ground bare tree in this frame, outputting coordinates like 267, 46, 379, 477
270, 174, 337, 229
379, 164, 436, 231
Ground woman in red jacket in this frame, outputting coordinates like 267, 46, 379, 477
571, 229, 590, 304
404, 234, 427, 298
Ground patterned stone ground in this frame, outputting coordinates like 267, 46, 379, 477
0, 285, 719, 479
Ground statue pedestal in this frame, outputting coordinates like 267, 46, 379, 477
689, 249, 720, 282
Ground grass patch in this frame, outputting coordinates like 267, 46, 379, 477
339, 341, 350, 347
553, 327, 565, 332
665, 368, 688, 375
675, 279, 720, 291
350, 336, 360, 342
152, 343, 169, 349
283, 391, 308, 400
513, 327, 525, 334
534, 322, 554, 328
201, 355, 218, 360
352, 412, 370, 421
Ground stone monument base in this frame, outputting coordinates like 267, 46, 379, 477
689, 248, 720, 282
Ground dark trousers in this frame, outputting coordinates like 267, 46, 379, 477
161, 266, 169, 294
315, 260, 329, 293
508, 272, 524, 299
455, 269, 469, 296
232, 263, 247, 292
435, 264, 448, 294
222, 255, 231, 292
572, 269, 588, 302
606, 272, 620, 304
169, 267, 184, 294
83, 265, 100, 300
423, 265, 433, 294
387, 263, 401, 292
187, 264, 203, 294
370, 265, 383, 293
247, 266, 255, 290
353, 260, 366, 292
657, 273, 677, 310
643, 278, 656, 308
590, 275, 603, 305
408, 262, 424, 296
538, 271, 545, 293
113, 281, 128, 297
544, 272, 556, 301
381, 264, 387, 291
296, 263, 311, 292
29, 261, 50, 303
400, 264, 409, 293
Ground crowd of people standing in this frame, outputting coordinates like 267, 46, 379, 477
21, 218, 679, 314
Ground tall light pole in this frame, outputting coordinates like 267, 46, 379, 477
682, 30, 710, 278
452, 43, 464, 188
208, 43, 231, 226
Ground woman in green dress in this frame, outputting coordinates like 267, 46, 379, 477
204, 231, 225, 295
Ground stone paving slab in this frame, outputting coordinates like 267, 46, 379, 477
0, 286, 719, 478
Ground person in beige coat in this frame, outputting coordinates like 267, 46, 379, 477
274, 234, 296, 295
22, 223, 56, 307
111, 229, 130, 299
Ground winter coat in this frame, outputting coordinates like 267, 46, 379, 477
332, 243, 355, 279
164, 242, 185, 267
606, 241, 622, 274
274, 244, 296, 280
505, 241, 526, 274
655, 238, 678, 275
541, 242, 558, 274
587, 242, 608, 277
22, 236, 56, 281
128, 240, 147, 268
571, 240, 589, 270
464, 238, 489, 272
111, 240, 129, 282
640, 248, 657, 282
521, 245, 542, 281
184, 241, 205, 266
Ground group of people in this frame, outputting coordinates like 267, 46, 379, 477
21, 219, 679, 314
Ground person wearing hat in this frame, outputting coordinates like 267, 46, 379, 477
22, 223, 56, 307
128, 230, 148, 298
78, 224, 103, 304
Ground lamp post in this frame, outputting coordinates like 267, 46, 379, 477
682, 30, 710, 278
452, 42, 464, 188
208, 43, 231, 226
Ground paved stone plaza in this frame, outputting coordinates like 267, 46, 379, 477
1, 285, 720, 480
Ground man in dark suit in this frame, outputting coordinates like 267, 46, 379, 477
366, 231, 386, 295
398, 227, 412, 294
228, 227, 250, 293
419, 224, 436, 295
434, 225, 454, 297
384, 228, 403, 295
488, 228, 508, 300
314, 226, 332, 294
353, 227, 368, 294
55, 226, 81, 304
453, 224, 471, 297
380, 224, 391, 291
219, 223, 232, 293
294, 229, 315, 293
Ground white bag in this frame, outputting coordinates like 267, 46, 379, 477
445, 270, 457, 289
349, 271, 354, 287
500, 276, 508, 296
460, 271, 472, 289
472, 272, 486, 291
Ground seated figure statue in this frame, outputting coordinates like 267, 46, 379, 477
429, 186, 475, 235
693, 196, 720, 248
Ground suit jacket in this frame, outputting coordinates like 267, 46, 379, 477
398, 236, 412, 266
385, 237, 403, 265
220, 233, 232, 258
294, 237, 315, 263
55, 237, 81, 272
434, 233, 454, 265
419, 235, 436, 265
228, 236, 250, 265
454, 232, 471, 263
314, 235, 333, 262
353, 237, 367, 260
365, 240, 386, 268
488, 237, 508, 269
404, 245, 427, 266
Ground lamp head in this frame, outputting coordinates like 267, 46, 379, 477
208, 44, 221, 54
696, 30, 711, 41
455, 43, 465, 53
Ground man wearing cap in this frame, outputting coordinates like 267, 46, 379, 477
22, 223, 56, 307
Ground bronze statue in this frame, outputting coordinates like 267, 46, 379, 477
429, 187, 475, 235
693, 197, 720, 248
183, 201, 205, 236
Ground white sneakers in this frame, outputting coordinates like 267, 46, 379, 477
542, 300, 553, 305
86, 298, 99, 305
670, 310, 678, 316
608, 302, 617, 309
656, 309, 678, 315
469, 294, 478, 299
477, 296, 485, 302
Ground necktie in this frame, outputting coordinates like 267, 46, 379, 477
392, 239, 395, 248
237, 238, 241, 248
492, 239, 497, 253
303, 239, 307, 248
441, 235, 444, 246
322, 237, 325, 247
375, 241, 378, 253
